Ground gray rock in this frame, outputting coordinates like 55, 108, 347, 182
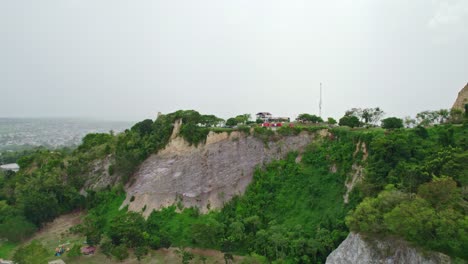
326, 233, 451, 264
122, 130, 321, 216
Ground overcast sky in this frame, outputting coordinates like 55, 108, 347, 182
1, 0, 467, 122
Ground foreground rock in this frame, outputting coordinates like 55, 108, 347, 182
326, 233, 451, 264
122, 130, 321, 216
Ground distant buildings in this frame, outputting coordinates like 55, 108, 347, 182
256, 112, 272, 122
256, 112, 290, 123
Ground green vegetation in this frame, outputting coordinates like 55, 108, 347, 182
343, 107, 385, 126
1, 108, 467, 262
12, 240, 49, 264
381, 117, 404, 129
297, 113, 323, 123
338, 115, 360, 128
75, 128, 362, 263
346, 125, 467, 259
0, 241, 17, 259
327, 117, 337, 125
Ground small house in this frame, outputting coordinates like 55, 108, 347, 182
256, 112, 272, 122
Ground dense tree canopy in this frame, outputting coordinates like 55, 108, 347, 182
297, 113, 324, 123
381, 117, 404, 129
338, 115, 360, 128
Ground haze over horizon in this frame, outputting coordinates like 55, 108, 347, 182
1, 0, 467, 122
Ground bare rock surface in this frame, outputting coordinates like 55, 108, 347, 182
122, 130, 319, 216
326, 233, 451, 264
452, 83, 468, 111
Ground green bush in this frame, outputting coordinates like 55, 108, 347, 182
68, 244, 82, 257
381, 117, 404, 129
339, 116, 360, 128
111, 244, 129, 261
12, 240, 48, 264
0, 216, 36, 242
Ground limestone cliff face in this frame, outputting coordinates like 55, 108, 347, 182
122, 130, 321, 216
326, 233, 450, 264
452, 83, 468, 111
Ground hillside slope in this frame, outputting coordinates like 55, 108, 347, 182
123, 129, 323, 215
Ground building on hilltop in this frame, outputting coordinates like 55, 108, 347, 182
256, 112, 272, 122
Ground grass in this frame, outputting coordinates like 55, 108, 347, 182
0, 241, 17, 259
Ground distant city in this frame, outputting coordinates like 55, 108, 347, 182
0, 118, 133, 152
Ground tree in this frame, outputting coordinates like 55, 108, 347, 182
176, 247, 194, 264
232, 114, 251, 125
297, 113, 323, 123
100, 238, 114, 258
135, 246, 149, 261
381, 117, 403, 129
362, 107, 385, 125
108, 212, 146, 248
327, 117, 337, 125
384, 197, 437, 243
131, 119, 154, 136
85, 225, 102, 246
0, 216, 36, 242
338, 116, 360, 128
449, 108, 464, 124
403, 116, 416, 128
68, 244, 82, 257
192, 217, 224, 248
417, 177, 461, 210
200, 115, 224, 127
345, 107, 384, 125
111, 244, 129, 261
225, 118, 237, 127
416, 110, 440, 126
437, 109, 450, 124
13, 240, 49, 264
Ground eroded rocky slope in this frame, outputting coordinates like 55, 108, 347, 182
122, 129, 323, 216
452, 82, 468, 111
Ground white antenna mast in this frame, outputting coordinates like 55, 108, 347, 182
319, 82, 322, 117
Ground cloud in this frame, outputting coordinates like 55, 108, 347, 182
428, 0, 468, 29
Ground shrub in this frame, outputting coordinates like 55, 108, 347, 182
339, 116, 360, 128
381, 117, 403, 129
13, 240, 48, 264
68, 244, 82, 257
111, 244, 129, 261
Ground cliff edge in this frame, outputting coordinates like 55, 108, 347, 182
122, 129, 323, 216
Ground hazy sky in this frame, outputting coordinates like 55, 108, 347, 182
1, 0, 467, 121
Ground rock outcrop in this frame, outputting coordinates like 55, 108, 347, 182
452, 83, 468, 111
122, 130, 321, 216
326, 233, 451, 264
343, 141, 368, 203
